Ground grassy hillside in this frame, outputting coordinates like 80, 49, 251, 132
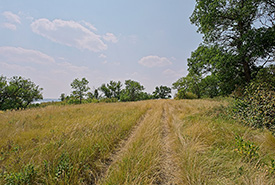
0, 100, 274, 184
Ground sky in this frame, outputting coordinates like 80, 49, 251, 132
0, 0, 202, 99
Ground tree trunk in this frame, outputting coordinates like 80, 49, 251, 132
243, 60, 251, 82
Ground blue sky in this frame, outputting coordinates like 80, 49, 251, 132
0, 0, 202, 98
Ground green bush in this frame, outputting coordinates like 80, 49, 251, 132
269, 159, 275, 175
99, 98, 118, 103
234, 136, 259, 161
175, 90, 198, 99
4, 164, 38, 185
233, 82, 275, 132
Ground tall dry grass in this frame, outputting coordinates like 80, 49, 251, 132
169, 99, 275, 184
0, 102, 149, 184
99, 100, 164, 184
1, 99, 274, 184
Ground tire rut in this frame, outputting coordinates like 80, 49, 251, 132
95, 108, 152, 184
158, 102, 181, 185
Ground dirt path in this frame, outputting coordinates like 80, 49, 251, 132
158, 102, 181, 185
97, 101, 181, 184
96, 108, 152, 184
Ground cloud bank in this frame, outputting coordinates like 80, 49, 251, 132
0, 46, 55, 65
31, 18, 107, 52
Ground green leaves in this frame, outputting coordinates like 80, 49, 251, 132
70, 78, 90, 104
235, 136, 259, 161
233, 66, 275, 132
190, 0, 275, 84
152, 86, 171, 99
120, 80, 145, 102
99, 81, 122, 99
0, 76, 43, 110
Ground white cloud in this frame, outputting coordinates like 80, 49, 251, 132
99, 54, 107, 58
0, 62, 36, 72
2, 11, 21, 24
80, 21, 97, 31
57, 61, 89, 74
103, 33, 118, 43
162, 69, 176, 75
2, 23, 16, 30
31, 18, 107, 52
0, 46, 55, 65
138, 55, 172, 68
162, 68, 185, 78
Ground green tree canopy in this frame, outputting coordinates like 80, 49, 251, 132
190, 0, 275, 83
70, 78, 90, 104
120, 80, 145, 102
0, 76, 43, 110
99, 81, 122, 100
187, 45, 242, 95
153, 86, 172, 99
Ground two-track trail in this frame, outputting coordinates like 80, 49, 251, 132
158, 102, 181, 185
96, 107, 152, 183
97, 100, 182, 185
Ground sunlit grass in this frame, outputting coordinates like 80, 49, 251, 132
170, 100, 275, 184
99, 100, 163, 184
0, 102, 150, 184
1, 99, 274, 184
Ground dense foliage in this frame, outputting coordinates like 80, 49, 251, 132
174, 0, 275, 99
233, 66, 275, 132
0, 76, 43, 110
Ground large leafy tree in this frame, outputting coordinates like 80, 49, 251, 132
187, 45, 242, 95
70, 78, 90, 104
173, 72, 220, 99
190, 0, 275, 83
0, 76, 43, 110
120, 80, 145, 102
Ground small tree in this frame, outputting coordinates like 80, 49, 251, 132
60, 93, 66, 101
99, 84, 112, 98
99, 81, 122, 100
153, 86, 171, 99
70, 78, 90, 104
108, 81, 122, 100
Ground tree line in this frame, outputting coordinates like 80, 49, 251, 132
61, 78, 172, 104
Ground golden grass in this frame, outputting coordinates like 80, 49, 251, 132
0, 102, 150, 184
99, 100, 164, 184
170, 100, 275, 184
0, 99, 274, 184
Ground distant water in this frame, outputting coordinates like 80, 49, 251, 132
32, 99, 61, 104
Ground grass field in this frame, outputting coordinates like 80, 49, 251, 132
0, 99, 275, 184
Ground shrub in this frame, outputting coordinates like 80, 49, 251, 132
175, 90, 198, 100
4, 164, 38, 184
233, 82, 275, 132
269, 159, 275, 175
99, 98, 118, 103
234, 136, 259, 161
